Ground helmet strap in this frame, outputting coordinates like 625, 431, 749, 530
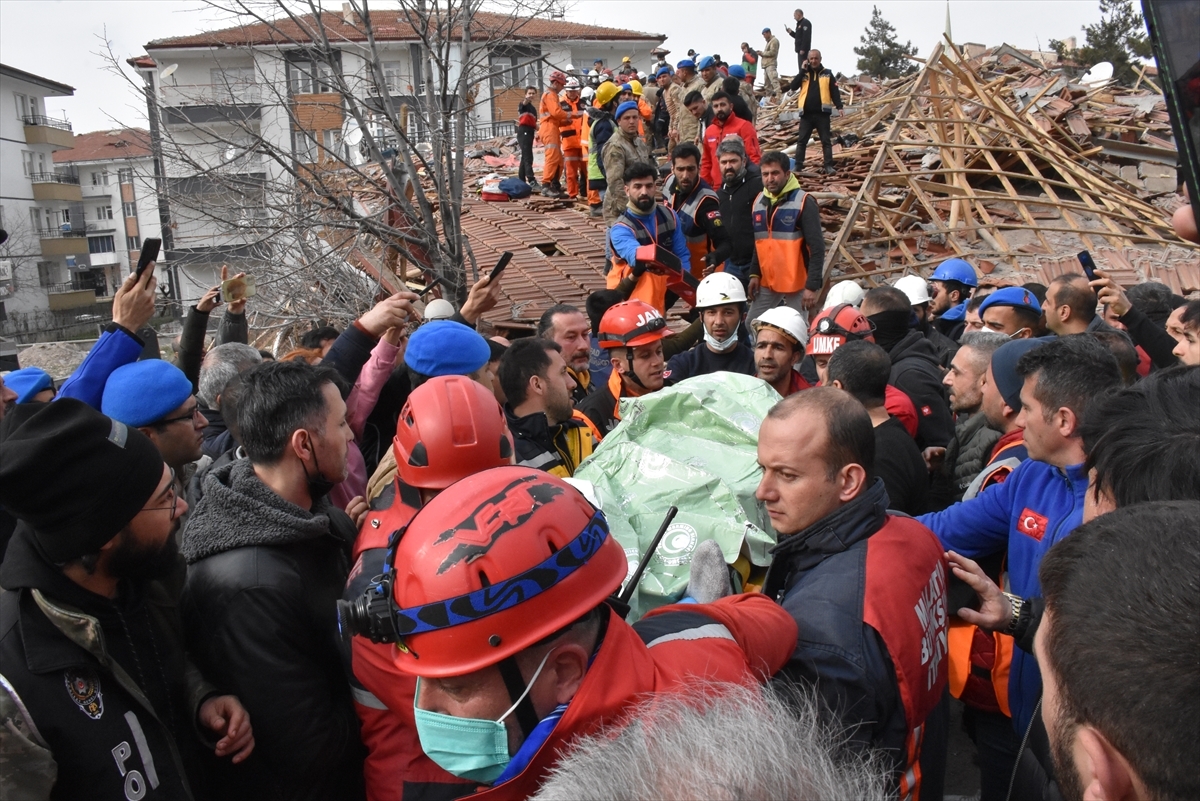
497, 656, 542, 739
622, 346, 649, 391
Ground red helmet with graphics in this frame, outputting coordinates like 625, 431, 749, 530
393, 375, 514, 490
597, 299, 669, 349
549, 70, 568, 86
388, 466, 627, 677
806, 303, 875, 356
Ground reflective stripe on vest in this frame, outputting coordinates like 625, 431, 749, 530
751, 188, 809, 293
668, 176, 719, 279
796, 72, 835, 112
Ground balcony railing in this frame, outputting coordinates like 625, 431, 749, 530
29, 172, 80, 185
37, 227, 88, 239
44, 279, 97, 294
159, 83, 263, 107
22, 114, 72, 131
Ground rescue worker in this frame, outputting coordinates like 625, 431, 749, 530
577, 300, 691, 439
929, 258, 979, 341
748, 150, 825, 324
700, 92, 762, 189
664, 142, 730, 278
539, 71, 571, 197
343, 376, 515, 801
605, 161, 690, 315
559, 78, 587, 199
667, 59, 704, 149
752, 306, 811, 396
499, 338, 593, 477
759, 388, 950, 799
537, 304, 599, 404
664, 272, 756, 384
371, 466, 797, 798
894, 273, 958, 367
784, 49, 844, 175
600, 102, 653, 226
585, 81, 621, 218
697, 56, 723, 103
759, 28, 781, 100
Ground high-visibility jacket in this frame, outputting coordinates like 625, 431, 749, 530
665, 174, 721, 278
606, 205, 677, 312
797, 69, 836, 112
559, 95, 584, 152
752, 184, 814, 294
948, 622, 1013, 716
538, 89, 568, 144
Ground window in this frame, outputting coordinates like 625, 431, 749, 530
88, 235, 115, 254
90, 170, 109, 186
37, 261, 55, 287
381, 61, 408, 94
15, 92, 40, 120
289, 58, 336, 94
96, 205, 113, 220
322, 129, 344, 161
210, 67, 257, 102
293, 130, 317, 163
127, 235, 141, 250
29, 207, 44, 233
22, 150, 46, 177
117, 168, 133, 184
123, 202, 138, 218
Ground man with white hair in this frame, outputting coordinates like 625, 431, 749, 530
198, 342, 263, 458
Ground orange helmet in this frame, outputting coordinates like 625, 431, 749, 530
806, 303, 875, 356
597, 300, 669, 349
393, 376, 514, 490
388, 466, 627, 677
549, 70, 568, 86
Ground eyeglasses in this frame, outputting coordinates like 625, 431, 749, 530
142, 468, 180, 518
157, 403, 203, 427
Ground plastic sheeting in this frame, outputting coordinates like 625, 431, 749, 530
576, 372, 781, 620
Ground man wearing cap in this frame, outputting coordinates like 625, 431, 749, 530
539, 71, 572, 197
340, 466, 796, 799
752, 306, 811, 396
102, 359, 209, 475
727, 66, 759, 121
667, 60, 704, 148
979, 287, 1044, 339
0, 400, 254, 800
697, 56, 723, 104
785, 8, 813, 75
895, 274, 958, 367
929, 258, 979, 341
2, 366, 55, 406
651, 67, 673, 151
601, 103, 653, 225
760, 28, 782, 100
180, 361, 367, 799
663, 273, 756, 384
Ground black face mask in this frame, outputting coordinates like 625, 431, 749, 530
867, 309, 913, 353
303, 448, 337, 502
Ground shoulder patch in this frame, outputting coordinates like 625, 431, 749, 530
1016, 508, 1048, 541
64, 668, 103, 719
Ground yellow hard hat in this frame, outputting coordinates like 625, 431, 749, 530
629, 79, 643, 97
596, 81, 620, 106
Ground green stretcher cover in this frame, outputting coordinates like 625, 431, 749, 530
575, 372, 781, 619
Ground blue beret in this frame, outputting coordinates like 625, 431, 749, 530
761, 27, 771, 33
991, 339, 1047, 410
405, 320, 490, 378
979, 286, 1043, 316
102, 360, 195, 427
615, 100, 640, 121
727, 65, 746, 79
656, 66, 672, 77
677, 58, 695, 70
696, 56, 715, 70
4, 367, 54, 404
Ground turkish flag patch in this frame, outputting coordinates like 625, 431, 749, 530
1016, 508, 1048, 541
921, 405, 933, 417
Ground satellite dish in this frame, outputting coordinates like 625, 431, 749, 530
160, 63, 179, 80
1081, 61, 1114, 86
343, 121, 364, 148
224, 145, 238, 163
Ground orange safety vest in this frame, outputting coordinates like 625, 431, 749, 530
666, 175, 721, 279
539, 90, 567, 143
606, 206, 676, 313
752, 188, 811, 294
559, 95, 584, 152
947, 622, 1013, 717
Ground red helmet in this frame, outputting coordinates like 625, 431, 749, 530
549, 70, 568, 85
806, 303, 875, 356
393, 376, 514, 490
389, 466, 627, 677
597, 300, 669, 349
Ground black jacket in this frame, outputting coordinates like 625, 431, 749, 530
663, 340, 756, 385
505, 406, 592, 478
886, 331, 955, 449
789, 17, 813, 52
873, 417, 929, 516
0, 525, 216, 801
199, 407, 234, 460
180, 460, 365, 801
718, 165, 763, 268
1118, 305, 1181, 370
178, 307, 248, 392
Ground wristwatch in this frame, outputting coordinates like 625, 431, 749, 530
1002, 592, 1023, 635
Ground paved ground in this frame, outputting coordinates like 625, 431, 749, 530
945, 699, 984, 801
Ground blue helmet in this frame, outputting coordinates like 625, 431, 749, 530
930, 258, 978, 287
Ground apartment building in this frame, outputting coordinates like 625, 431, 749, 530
132, 8, 663, 301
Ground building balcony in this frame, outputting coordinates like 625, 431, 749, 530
30, 172, 83, 202
160, 83, 263, 126
81, 182, 116, 198
46, 285, 102, 311
23, 114, 75, 149
87, 250, 121, 267
38, 231, 91, 257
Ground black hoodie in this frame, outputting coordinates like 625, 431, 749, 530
885, 330, 955, 449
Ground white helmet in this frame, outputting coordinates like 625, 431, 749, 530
695, 272, 748, 309
893, 274, 931, 306
424, 298, 455, 320
564, 77, 581, 90
588, 69, 600, 77
637, 71, 647, 81
751, 306, 809, 347
598, 73, 612, 83
822, 280, 865, 310
581, 86, 596, 100
565, 64, 575, 73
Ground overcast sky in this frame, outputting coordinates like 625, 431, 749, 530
0, 0, 1107, 133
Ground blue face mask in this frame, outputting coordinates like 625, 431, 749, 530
413, 650, 552, 784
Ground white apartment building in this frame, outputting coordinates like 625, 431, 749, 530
132, 8, 664, 300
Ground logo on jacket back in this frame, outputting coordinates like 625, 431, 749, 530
1016, 508, 1048, 541
914, 561, 948, 691
64, 668, 104, 719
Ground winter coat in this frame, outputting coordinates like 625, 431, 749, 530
0, 525, 217, 801
180, 459, 365, 801
930, 412, 1001, 509
886, 330, 955, 449
179, 307, 248, 391
663, 340, 756, 385
505, 407, 594, 478
718, 165, 763, 269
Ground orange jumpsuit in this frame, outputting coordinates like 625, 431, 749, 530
560, 94, 586, 197
539, 89, 568, 185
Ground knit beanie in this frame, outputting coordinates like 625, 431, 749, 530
4, 367, 54, 403
405, 320, 490, 378
0, 399, 164, 562
102, 359, 195, 427
991, 339, 1047, 411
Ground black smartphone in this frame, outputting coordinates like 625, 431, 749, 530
416, 277, 443, 300
135, 238, 161, 279
1077, 250, 1098, 282
1142, 0, 1200, 234
487, 251, 513, 284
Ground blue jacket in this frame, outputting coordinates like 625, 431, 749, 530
56, 323, 145, 409
919, 458, 1089, 734
608, 207, 692, 275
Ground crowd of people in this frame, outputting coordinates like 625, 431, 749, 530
2, 8, 1200, 801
